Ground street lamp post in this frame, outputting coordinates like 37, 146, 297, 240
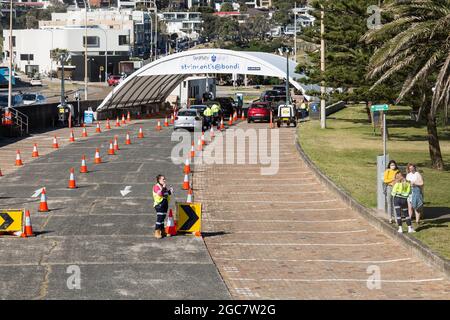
98, 27, 108, 83
294, 2, 297, 63
83, 1, 89, 100
279, 47, 293, 105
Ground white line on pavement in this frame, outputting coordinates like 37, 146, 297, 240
228, 278, 445, 283
232, 229, 367, 234
203, 219, 358, 223
214, 257, 412, 264
213, 242, 385, 247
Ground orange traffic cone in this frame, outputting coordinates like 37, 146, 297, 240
220, 118, 224, 130
233, 111, 237, 122
210, 127, 215, 139
156, 120, 162, 131
68, 168, 77, 189
165, 209, 177, 237
38, 188, 49, 212
81, 127, 88, 137
80, 155, 88, 173
106, 119, 111, 129
52, 136, 59, 149
269, 113, 274, 129
127, 111, 131, 123
94, 148, 102, 164
170, 114, 174, 124
241, 111, 245, 120
182, 174, 190, 190
197, 138, 202, 151
114, 136, 120, 151
164, 117, 169, 127
22, 210, 34, 237
125, 132, 131, 145
32, 144, 39, 158
116, 116, 121, 127
201, 132, 206, 146
193, 231, 202, 237
184, 158, 190, 174
108, 140, 115, 155
121, 114, 126, 124
69, 130, 75, 142
95, 122, 101, 133
229, 115, 233, 126
190, 142, 195, 159
186, 188, 193, 203
138, 127, 144, 138
15, 150, 23, 166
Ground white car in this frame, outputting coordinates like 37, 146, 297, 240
174, 109, 203, 131
22, 93, 46, 105
30, 78, 43, 86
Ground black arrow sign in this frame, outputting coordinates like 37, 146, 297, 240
179, 205, 199, 231
0, 212, 14, 230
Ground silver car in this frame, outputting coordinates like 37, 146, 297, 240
22, 93, 46, 105
174, 109, 203, 131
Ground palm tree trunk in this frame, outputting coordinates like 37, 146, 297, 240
425, 104, 444, 170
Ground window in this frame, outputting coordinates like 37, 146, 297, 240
20, 54, 34, 61
12, 36, 16, 47
118, 35, 129, 45
83, 36, 100, 48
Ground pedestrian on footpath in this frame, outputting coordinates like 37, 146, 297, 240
384, 160, 400, 223
391, 172, 415, 233
406, 163, 424, 224
153, 175, 173, 239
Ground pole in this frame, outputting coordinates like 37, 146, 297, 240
60, 55, 65, 106
102, 28, 108, 83
84, 5, 88, 100
383, 111, 387, 165
294, 2, 297, 63
7, 0, 13, 110
286, 51, 290, 105
320, 7, 326, 129
154, 3, 158, 60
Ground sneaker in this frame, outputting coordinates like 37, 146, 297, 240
408, 226, 416, 233
397, 226, 403, 233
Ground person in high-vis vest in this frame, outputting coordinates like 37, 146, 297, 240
153, 175, 173, 239
391, 172, 415, 233
203, 106, 213, 129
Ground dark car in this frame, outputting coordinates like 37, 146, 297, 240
214, 97, 236, 118
247, 102, 272, 123
0, 93, 23, 109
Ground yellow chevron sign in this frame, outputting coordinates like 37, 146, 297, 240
176, 203, 201, 233
0, 210, 23, 233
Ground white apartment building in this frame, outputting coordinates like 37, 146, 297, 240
186, 0, 210, 9
3, 26, 132, 81
158, 12, 203, 40
245, 0, 272, 9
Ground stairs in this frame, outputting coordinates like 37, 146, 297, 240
1, 107, 29, 137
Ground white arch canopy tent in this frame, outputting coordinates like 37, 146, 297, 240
96, 49, 315, 112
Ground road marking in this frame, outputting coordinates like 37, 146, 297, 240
203, 218, 358, 223
31, 188, 44, 198
214, 242, 385, 247
214, 257, 412, 264
199, 199, 337, 204
222, 178, 315, 181
211, 182, 319, 187
120, 186, 132, 197
232, 229, 367, 234
229, 278, 445, 283
221, 191, 326, 195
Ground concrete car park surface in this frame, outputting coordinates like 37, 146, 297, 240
194, 122, 450, 299
0, 119, 230, 300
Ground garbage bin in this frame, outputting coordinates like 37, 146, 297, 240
309, 102, 320, 120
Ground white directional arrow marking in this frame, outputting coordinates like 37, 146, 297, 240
120, 186, 132, 197
31, 188, 44, 198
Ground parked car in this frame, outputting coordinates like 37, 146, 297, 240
272, 85, 287, 94
247, 102, 272, 123
0, 93, 23, 109
30, 78, 43, 86
107, 75, 122, 86
174, 109, 203, 131
22, 93, 46, 105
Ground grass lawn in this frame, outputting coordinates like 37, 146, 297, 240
298, 105, 450, 259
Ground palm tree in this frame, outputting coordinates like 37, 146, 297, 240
363, 0, 449, 170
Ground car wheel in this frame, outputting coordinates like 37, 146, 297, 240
276, 121, 281, 128
247, 118, 251, 123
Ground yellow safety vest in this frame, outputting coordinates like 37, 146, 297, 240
204, 108, 213, 116
153, 184, 170, 207
391, 181, 411, 198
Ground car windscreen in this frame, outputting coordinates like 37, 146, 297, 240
250, 104, 269, 109
178, 111, 198, 117
22, 94, 37, 100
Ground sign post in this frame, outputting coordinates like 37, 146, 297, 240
371, 104, 389, 212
